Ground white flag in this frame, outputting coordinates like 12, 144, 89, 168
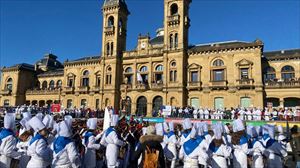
137, 72, 143, 82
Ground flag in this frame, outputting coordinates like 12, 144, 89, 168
137, 72, 143, 83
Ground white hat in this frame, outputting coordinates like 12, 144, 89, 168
213, 123, 222, 140
255, 126, 262, 136
202, 122, 208, 132
277, 125, 284, 134
168, 122, 174, 132
87, 118, 98, 130
57, 121, 72, 137
146, 125, 156, 135
197, 123, 204, 136
4, 113, 15, 130
22, 112, 31, 119
43, 115, 54, 128
232, 119, 245, 132
190, 127, 197, 139
183, 118, 192, 130
223, 124, 230, 134
64, 115, 73, 128
20, 118, 31, 131
163, 122, 169, 133
268, 125, 275, 139
247, 125, 253, 136
110, 115, 119, 127
155, 123, 164, 136
142, 127, 147, 135
28, 116, 46, 132
35, 113, 44, 121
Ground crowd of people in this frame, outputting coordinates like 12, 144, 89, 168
0, 106, 299, 168
155, 106, 300, 121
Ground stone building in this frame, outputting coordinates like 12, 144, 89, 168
1, 0, 300, 116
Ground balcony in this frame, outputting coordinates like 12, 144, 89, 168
265, 79, 300, 89
209, 80, 228, 90
0, 89, 12, 95
26, 88, 60, 95
92, 86, 101, 92
121, 84, 132, 91
64, 86, 75, 93
236, 78, 254, 89
167, 14, 180, 26
135, 83, 148, 91
78, 86, 90, 93
187, 81, 201, 90
151, 82, 163, 91
104, 26, 115, 35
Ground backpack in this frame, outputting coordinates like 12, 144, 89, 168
143, 145, 159, 168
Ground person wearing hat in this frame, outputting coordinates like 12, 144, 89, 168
26, 116, 52, 168
197, 122, 210, 167
100, 115, 125, 168
208, 123, 232, 168
263, 124, 287, 168
231, 119, 248, 168
51, 120, 81, 168
276, 125, 287, 148
0, 113, 22, 168
131, 125, 165, 168
83, 118, 101, 168
43, 114, 57, 147
247, 126, 265, 168
17, 117, 33, 168
202, 121, 212, 144
179, 118, 193, 146
165, 122, 177, 168
179, 126, 208, 168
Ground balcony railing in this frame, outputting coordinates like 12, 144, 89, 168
64, 86, 75, 93
151, 82, 163, 91
26, 88, 60, 95
104, 26, 115, 35
121, 84, 132, 91
187, 81, 201, 90
167, 14, 180, 25
92, 86, 101, 92
236, 78, 254, 89
135, 83, 148, 91
78, 86, 90, 92
265, 80, 300, 89
209, 80, 228, 90
0, 89, 12, 95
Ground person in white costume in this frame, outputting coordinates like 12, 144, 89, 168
231, 119, 248, 168
0, 113, 22, 168
196, 123, 209, 168
179, 127, 208, 168
17, 117, 33, 168
276, 125, 287, 148
179, 118, 193, 146
248, 126, 265, 168
100, 115, 125, 168
51, 120, 81, 168
83, 118, 101, 168
26, 116, 52, 168
165, 122, 177, 168
208, 123, 232, 168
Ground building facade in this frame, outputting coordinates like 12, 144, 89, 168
1, 0, 300, 116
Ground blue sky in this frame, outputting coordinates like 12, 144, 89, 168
0, 0, 299, 67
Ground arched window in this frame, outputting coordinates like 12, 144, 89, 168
57, 80, 62, 88
106, 66, 112, 85
81, 99, 87, 108
155, 65, 163, 71
106, 43, 110, 56
124, 67, 133, 84
264, 66, 276, 81
136, 96, 147, 117
110, 42, 114, 55
170, 3, 178, 15
212, 59, 225, 81
169, 34, 173, 49
170, 61, 177, 82
82, 70, 90, 87
213, 59, 224, 67
42, 81, 48, 89
153, 96, 163, 114
281, 65, 295, 80
140, 66, 148, 72
6, 78, 13, 91
174, 33, 178, 48
108, 16, 114, 27
49, 80, 55, 89
67, 99, 73, 108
